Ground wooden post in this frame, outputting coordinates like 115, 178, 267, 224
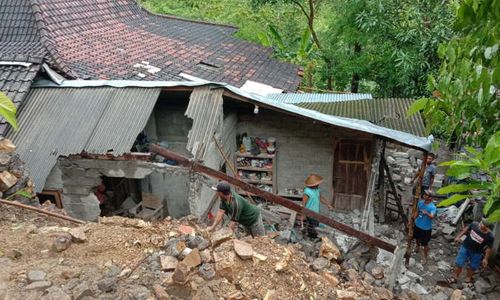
377, 141, 386, 223
405, 153, 428, 264
150, 144, 397, 253
386, 245, 407, 290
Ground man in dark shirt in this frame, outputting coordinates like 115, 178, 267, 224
448, 218, 494, 284
207, 181, 265, 237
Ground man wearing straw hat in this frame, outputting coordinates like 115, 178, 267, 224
302, 174, 333, 239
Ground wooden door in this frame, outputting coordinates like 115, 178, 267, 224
333, 140, 371, 211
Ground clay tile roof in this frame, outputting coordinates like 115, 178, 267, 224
30, 0, 301, 91
0, 0, 47, 134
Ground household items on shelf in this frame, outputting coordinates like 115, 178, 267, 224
237, 133, 276, 155
237, 170, 272, 183
236, 157, 272, 169
282, 188, 303, 197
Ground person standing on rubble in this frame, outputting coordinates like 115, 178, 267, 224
446, 218, 494, 285
301, 174, 333, 239
207, 181, 265, 237
412, 189, 436, 264
411, 153, 437, 194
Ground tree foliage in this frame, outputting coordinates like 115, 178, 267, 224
0, 91, 17, 130
410, 0, 500, 148
437, 132, 500, 222
326, 0, 454, 96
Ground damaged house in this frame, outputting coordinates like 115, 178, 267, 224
0, 0, 431, 224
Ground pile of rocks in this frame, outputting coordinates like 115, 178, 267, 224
0, 138, 35, 202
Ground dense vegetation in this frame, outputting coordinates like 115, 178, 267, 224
141, 0, 454, 97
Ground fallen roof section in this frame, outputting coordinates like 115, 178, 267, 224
5, 86, 160, 192
34, 79, 433, 151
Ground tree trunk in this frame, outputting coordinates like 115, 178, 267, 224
350, 43, 361, 93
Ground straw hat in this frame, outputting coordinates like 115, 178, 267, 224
305, 174, 323, 187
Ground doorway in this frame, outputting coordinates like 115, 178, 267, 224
333, 140, 372, 211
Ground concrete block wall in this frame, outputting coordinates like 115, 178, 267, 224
47, 158, 192, 221
237, 110, 336, 201
153, 101, 192, 157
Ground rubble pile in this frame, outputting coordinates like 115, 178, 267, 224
0, 138, 36, 202
0, 205, 398, 300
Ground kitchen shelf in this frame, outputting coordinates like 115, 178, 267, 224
235, 144, 277, 194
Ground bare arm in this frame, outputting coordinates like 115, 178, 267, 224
319, 195, 333, 209
482, 247, 492, 268
454, 225, 470, 243
208, 209, 226, 231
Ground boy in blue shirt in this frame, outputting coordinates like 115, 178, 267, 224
412, 190, 437, 264
301, 174, 333, 239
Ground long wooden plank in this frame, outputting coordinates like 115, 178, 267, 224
150, 144, 397, 253
0, 199, 86, 224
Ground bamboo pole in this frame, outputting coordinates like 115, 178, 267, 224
0, 199, 86, 224
150, 144, 397, 253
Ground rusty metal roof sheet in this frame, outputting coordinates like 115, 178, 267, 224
6, 86, 160, 191
296, 98, 426, 137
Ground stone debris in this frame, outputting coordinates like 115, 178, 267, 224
160, 255, 178, 271
68, 227, 87, 243
152, 283, 170, 300
24, 280, 52, 291
52, 234, 72, 252
233, 239, 253, 260
27, 270, 47, 282
319, 236, 341, 261
182, 248, 202, 268
274, 248, 291, 272
210, 227, 233, 247
40, 286, 71, 300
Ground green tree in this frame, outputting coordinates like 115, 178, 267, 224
410, 0, 499, 148
326, 0, 454, 96
0, 91, 18, 130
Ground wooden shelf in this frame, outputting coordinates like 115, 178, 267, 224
242, 179, 273, 185
278, 193, 303, 199
236, 152, 275, 159
236, 166, 273, 172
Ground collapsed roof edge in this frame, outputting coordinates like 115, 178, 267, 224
32, 79, 432, 152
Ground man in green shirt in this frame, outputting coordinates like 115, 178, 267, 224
207, 181, 265, 237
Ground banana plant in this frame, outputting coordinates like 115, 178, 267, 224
0, 91, 18, 130
258, 25, 315, 63
437, 131, 500, 222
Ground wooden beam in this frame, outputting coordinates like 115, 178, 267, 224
0, 199, 86, 224
150, 144, 397, 253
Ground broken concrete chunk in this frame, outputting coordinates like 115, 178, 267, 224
164, 238, 186, 258
319, 236, 341, 261
72, 283, 92, 300
182, 248, 202, 269
160, 255, 178, 271
179, 225, 195, 235
312, 257, 330, 271
68, 227, 87, 243
0, 171, 18, 192
374, 287, 393, 300
198, 263, 216, 280
321, 271, 339, 287
25, 280, 52, 291
27, 270, 47, 282
227, 291, 246, 300
52, 234, 72, 252
233, 239, 253, 260
474, 278, 492, 294
336, 289, 357, 300
253, 252, 267, 261
211, 227, 233, 247
0, 139, 16, 153
40, 286, 71, 300
97, 277, 117, 293
152, 283, 170, 300
371, 266, 384, 280
200, 249, 213, 263
450, 289, 462, 300
275, 248, 291, 272
172, 262, 190, 284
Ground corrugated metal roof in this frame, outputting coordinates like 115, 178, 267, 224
296, 98, 426, 137
267, 93, 373, 104
33, 79, 432, 151
6, 87, 160, 191
185, 86, 224, 159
